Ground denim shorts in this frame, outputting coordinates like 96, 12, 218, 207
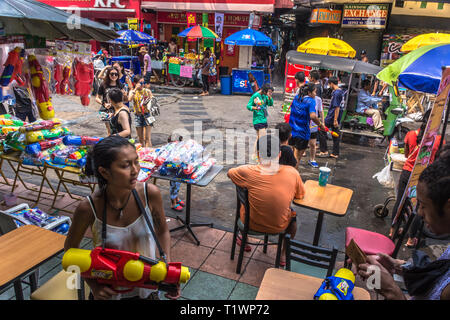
134, 113, 153, 127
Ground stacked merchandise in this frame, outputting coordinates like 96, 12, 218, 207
3, 206, 71, 235
136, 139, 215, 184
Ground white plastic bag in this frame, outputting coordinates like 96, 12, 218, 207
373, 164, 394, 188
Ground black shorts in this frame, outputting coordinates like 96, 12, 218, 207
289, 136, 309, 150
253, 122, 268, 131
310, 132, 318, 140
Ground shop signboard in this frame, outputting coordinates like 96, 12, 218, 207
380, 34, 415, 68
231, 69, 264, 94
342, 3, 388, 29
393, 67, 450, 225
157, 11, 250, 27
127, 18, 138, 30
309, 8, 342, 25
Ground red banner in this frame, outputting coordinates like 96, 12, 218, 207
157, 11, 249, 27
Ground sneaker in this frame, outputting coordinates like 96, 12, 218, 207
308, 160, 319, 168
171, 204, 183, 212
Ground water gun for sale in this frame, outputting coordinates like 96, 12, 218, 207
28, 55, 55, 120
26, 127, 70, 144
68, 148, 87, 160
319, 126, 339, 138
0, 118, 26, 126
62, 247, 190, 297
51, 155, 86, 168
19, 120, 61, 133
314, 268, 355, 300
63, 135, 103, 146
60, 66, 72, 95
53, 62, 63, 94
0, 47, 26, 86
25, 137, 64, 156
1, 126, 21, 135
73, 58, 94, 106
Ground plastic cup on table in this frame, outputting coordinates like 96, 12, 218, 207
318, 167, 331, 187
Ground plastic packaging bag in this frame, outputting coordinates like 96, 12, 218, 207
372, 164, 394, 188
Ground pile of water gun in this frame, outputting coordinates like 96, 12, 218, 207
1, 116, 102, 169
6, 206, 70, 235
136, 139, 215, 183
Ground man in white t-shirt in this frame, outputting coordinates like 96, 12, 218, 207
143, 47, 152, 88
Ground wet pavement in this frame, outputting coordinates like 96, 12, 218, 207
2, 89, 448, 262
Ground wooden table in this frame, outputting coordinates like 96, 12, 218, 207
256, 268, 371, 300
151, 164, 223, 246
293, 180, 353, 246
0, 225, 66, 299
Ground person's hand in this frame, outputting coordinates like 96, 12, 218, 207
373, 253, 405, 275
333, 120, 338, 128
319, 123, 327, 132
104, 103, 112, 109
164, 285, 181, 300
357, 255, 406, 300
90, 282, 117, 300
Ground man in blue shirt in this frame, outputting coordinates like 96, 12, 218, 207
322, 76, 343, 159
357, 79, 384, 133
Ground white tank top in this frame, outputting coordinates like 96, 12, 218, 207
87, 182, 157, 300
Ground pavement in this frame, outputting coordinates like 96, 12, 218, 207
0, 86, 448, 300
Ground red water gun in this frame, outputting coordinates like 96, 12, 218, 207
53, 62, 63, 94
60, 66, 72, 95
62, 247, 190, 297
73, 58, 94, 106
28, 55, 54, 120
0, 47, 26, 86
319, 126, 339, 138
19, 120, 61, 132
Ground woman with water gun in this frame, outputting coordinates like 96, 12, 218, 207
64, 136, 175, 300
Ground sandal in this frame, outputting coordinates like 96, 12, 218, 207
317, 152, 329, 158
406, 237, 418, 248
177, 200, 185, 207
171, 203, 183, 212
279, 260, 286, 267
236, 236, 251, 252
329, 154, 339, 159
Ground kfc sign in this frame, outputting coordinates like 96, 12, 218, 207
94, 0, 126, 9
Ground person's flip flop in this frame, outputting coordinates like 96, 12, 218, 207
279, 260, 286, 267
177, 200, 185, 207
329, 154, 339, 159
171, 204, 183, 212
236, 236, 251, 252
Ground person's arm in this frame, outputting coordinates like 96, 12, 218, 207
98, 66, 110, 80
64, 199, 117, 300
266, 93, 274, 107
227, 167, 248, 188
95, 94, 103, 105
333, 106, 340, 127
128, 89, 135, 103
441, 284, 450, 300
247, 94, 258, 111
116, 111, 131, 138
146, 183, 171, 262
294, 171, 305, 200
144, 58, 149, 75
311, 112, 326, 131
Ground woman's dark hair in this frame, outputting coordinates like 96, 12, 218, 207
113, 61, 124, 73
102, 67, 119, 88
418, 152, 450, 216
305, 82, 316, 95
417, 109, 432, 145
204, 50, 210, 59
84, 136, 135, 189
248, 73, 256, 82
328, 76, 339, 85
261, 83, 274, 95
310, 70, 320, 81
108, 88, 123, 104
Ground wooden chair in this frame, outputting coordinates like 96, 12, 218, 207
30, 270, 90, 300
285, 234, 338, 278
230, 185, 284, 274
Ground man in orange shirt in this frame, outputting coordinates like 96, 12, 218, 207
227, 134, 305, 265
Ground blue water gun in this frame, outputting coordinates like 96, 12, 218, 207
314, 268, 355, 300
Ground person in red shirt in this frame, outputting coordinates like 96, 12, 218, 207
390, 109, 444, 247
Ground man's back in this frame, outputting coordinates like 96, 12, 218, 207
228, 165, 305, 234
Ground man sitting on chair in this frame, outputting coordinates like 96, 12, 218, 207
227, 134, 305, 266
357, 79, 384, 133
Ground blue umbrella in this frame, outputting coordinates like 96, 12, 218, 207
224, 29, 272, 47
377, 43, 450, 94
110, 29, 157, 45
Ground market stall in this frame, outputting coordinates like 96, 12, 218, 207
224, 28, 273, 95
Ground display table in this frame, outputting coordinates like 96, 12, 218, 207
0, 225, 66, 300
293, 180, 353, 246
256, 268, 371, 300
151, 164, 223, 246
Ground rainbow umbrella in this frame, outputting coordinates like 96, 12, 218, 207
377, 43, 450, 94
178, 25, 219, 39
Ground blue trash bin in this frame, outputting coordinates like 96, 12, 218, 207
110, 56, 140, 75
221, 76, 231, 95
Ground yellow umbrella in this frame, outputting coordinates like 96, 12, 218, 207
297, 37, 356, 58
401, 33, 450, 52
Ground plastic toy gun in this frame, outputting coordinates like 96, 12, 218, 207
62, 247, 190, 297
314, 268, 355, 300
25, 137, 63, 156
0, 118, 26, 126
319, 126, 339, 138
63, 135, 103, 146
28, 54, 55, 120
19, 120, 61, 133
68, 148, 87, 160
0, 47, 25, 86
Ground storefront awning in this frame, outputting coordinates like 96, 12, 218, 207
141, 0, 275, 13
